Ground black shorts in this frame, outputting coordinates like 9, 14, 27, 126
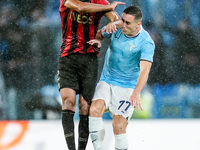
57, 53, 98, 104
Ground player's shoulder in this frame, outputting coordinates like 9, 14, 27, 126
113, 29, 123, 38
140, 28, 154, 44
92, 0, 109, 5
59, 0, 67, 12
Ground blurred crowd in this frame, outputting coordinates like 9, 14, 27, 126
146, 19, 200, 85
0, 0, 200, 119
0, 0, 60, 119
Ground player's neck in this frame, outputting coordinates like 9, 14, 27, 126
127, 26, 142, 37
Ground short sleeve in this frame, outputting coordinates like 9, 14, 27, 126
140, 41, 155, 62
59, 0, 67, 12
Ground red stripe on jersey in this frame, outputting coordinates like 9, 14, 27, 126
89, 13, 95, 40
59, 0, 109, 57
92, 0, 109, 5
60, 9, 74, 56
59, 0, 66, 12
75, 14, 85, 53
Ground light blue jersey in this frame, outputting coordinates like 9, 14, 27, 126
100, 26, 155, 89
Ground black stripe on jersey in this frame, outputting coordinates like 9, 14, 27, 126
94, 12, 100, 36
61, 8, 70, 55
68, 11, 79, 54
93, 12, 101, 52
83, 13, 90, 52
82, 0, 91, 52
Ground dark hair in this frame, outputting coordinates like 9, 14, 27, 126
123, 6, 142, 21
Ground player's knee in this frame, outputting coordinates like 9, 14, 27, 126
60, 88, 76, 111
89, 100, 105, 117
79, 100, 90, 115
62, 96, 76, 111
89, 105, 100, 117
113, 122, 125, 134
112, 116, 127, 134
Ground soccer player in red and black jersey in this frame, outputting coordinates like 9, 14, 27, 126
57, 0, 124, 149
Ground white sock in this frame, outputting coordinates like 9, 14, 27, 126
89, 117, 105, 150
115, 133, 128, 150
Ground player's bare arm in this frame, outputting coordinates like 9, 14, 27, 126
102, 11, 123, 33
105, 10, 120, 22
103, 11, 123, 33
130, 60, 152, 111
96, 29, 104, 41
102, 19, 123, 33
89, 11, 122, 44
64, 0, 125, 13
87, 39, 102, 48
87, 29, 104, 47
88, 14, 121, 47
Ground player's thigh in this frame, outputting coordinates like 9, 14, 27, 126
109, 86, 134, 120
90, 99, 107, 117
79, 54, 98, 104
92, 81, 111, 109
57, 56, 79, 91
57, 56, 80, 110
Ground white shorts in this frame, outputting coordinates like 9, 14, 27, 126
92, 81, 134, 120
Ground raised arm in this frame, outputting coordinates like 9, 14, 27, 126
103, 11, 123, 33
129, 60, 152, 111
87, 12, 119, 46
87, 30, 104, 48
64, 0, 125, 13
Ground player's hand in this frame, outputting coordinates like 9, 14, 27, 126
130, 91, 143, 111
102, 22, 117, 34
87, 39, 102, 48
109, 1, 125, 11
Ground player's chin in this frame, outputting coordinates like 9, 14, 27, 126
122, 29, 127, 35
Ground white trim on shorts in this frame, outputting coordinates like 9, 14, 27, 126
92, 81, 134, 120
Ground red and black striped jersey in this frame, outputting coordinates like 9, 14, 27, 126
59, 0, 109, 57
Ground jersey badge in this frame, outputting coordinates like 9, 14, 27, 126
129, 43, 136, 51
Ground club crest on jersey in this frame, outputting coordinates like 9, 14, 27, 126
129, 43, 136, 51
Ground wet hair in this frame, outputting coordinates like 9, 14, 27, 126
123, 6, 142, 21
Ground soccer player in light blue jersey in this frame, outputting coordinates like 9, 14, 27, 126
88, 6, 155, 150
